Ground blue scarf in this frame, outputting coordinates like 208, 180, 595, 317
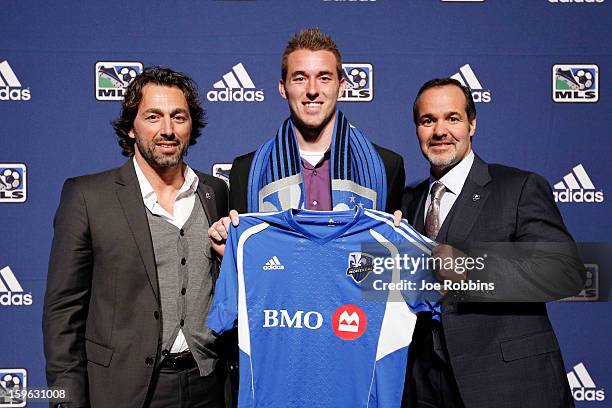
247, 111, 387, 212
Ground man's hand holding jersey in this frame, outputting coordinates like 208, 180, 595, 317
208, 209, 239, 257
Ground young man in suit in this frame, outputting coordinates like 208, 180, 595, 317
401, 78, 585, 408
43, 67, 228, 408
209, 28, 404, 254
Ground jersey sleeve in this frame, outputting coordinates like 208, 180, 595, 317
207, 225, 240, 335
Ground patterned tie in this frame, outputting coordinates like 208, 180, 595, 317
425, 181, 446, 239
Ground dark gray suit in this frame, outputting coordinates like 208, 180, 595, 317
43, 161, 228, 408
402, 155, 584, 408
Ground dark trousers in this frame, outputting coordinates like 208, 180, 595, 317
145, 365, 225, 408
402, 314, 466, 408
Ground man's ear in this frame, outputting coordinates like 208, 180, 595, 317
337, 77, 346, 98
469, 117, 477, 138
278, 79, 287, 100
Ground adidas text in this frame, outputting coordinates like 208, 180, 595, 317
263, 264, 285, 270
0, 292, 32, 306
471, 90, 491, 103
206, 88, 264, 102
0, 87, 31, 101
554, 190, 604, 203
572, 388, 605, 401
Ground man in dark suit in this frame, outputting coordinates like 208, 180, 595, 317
209, 28, 404, 252
401, 78, 585, 408
43, 67, 228, 408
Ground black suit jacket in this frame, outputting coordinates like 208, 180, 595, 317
402, 155, 584, 408
228, 143, 405, 214
43, 160, 228, 408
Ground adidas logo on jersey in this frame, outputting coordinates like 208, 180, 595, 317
206, 63, 264, 102
567, 362, 606, 401
263, 256, 285, 270
553, 164, 604, 203
0, 60, 31, 101
0, 266, 32, 306
450, 64, 491, 103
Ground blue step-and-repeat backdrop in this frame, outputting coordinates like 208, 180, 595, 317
1, 0, 610, 406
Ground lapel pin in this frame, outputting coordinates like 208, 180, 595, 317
472, 194, 480, 202
205, 192, 212, 200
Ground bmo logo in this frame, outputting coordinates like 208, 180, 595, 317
262, 305, 368, 339
263, 309, 323, 330
332, 304, 367, 340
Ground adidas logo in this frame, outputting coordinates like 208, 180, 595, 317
553, 164, 604, 203
0, 266, 32, 306
263, 256, 285, 270
206, 63, 264, 102
567, 362, 606, 401
0, 60, 31, 101
450, 64, 491, 103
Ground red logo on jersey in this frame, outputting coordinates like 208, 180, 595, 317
332, 304, 367, 340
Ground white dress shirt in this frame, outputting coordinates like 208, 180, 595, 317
133, 157, 199, 353
423, 150, 475, 227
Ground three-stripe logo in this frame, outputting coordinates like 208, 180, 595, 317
263, 256, 285, 270
450, 64, 491, 103
206, 63, 264, 102
553, 164, 604, 203
567, 362, 605, 401
0, 266, 32, 306
0, 61, 31, 101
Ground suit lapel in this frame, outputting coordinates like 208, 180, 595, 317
114, 161, 159, 299
406, 181, 428, 235
195, 174, 217, 227
445, 155, 492, 243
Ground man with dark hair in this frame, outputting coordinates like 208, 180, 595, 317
401, 78, 584, 408
43, 66, 228, 408
208, 27, 404, 252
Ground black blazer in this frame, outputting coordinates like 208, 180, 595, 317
228, 143, 405, 214
402, 155, 584, 408
43, 160, 228, 408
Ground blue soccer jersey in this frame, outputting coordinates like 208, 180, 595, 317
208, 208, 440, 408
